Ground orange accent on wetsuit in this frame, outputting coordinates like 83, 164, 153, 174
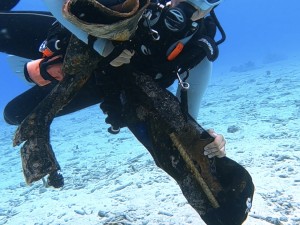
167, 42, 184, 61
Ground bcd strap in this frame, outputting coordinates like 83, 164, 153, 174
166, 30, 197, 61
194, 35, 219, 62
166, 34, 218, 74
180, 88, 189, 121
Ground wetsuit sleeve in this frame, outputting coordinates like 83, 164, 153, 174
0, 11, 55, 59
0, 0, 20, 11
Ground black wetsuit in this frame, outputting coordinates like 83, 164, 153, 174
0, 11, 107, 125
1, 6, 250, 225
0, 0, 20, 11
0, 11, 54, 59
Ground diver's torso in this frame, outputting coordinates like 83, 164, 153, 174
130, 1, 214, 88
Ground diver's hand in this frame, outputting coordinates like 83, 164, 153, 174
24, 55, 63, 86
110, 49, 135, 67
204, 129, 226, 158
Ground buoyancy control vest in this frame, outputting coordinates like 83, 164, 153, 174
130, 1, 220, 88
98, 1, 224, 133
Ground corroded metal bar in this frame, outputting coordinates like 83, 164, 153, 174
13, 35, 102, 186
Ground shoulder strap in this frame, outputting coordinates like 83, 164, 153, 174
167, 16, 219, 72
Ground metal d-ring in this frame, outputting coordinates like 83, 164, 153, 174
176, 72, 190, 90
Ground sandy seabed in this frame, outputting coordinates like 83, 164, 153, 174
0, 57, 299, 225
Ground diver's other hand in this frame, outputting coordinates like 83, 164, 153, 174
204, 129, 226, 158
110, 49, 135, 67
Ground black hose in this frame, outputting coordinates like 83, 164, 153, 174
210, 9, 226, 45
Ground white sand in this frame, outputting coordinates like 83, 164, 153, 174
0, 57, 299, 225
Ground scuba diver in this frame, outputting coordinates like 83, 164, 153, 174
1, 0, 226, 159
0, 1, 255, 225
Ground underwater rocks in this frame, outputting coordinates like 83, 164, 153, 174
230, 61, 258, 73
227, 125, 240, 133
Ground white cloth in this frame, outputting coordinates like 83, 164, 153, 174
110, 49, 135, 67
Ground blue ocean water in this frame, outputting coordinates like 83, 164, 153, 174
0, 0, 300, 225
215, 0, 300, 70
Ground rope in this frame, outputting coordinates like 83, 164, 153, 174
170, 132, 220, 208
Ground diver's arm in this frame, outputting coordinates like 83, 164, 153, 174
42, 0, 112, 57
0, 11, 55, 59
176, 57, 212, 120
0, 0, 20, 11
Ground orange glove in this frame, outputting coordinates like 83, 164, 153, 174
24, 55, 64, 86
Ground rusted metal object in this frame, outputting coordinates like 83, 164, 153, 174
121, 70, 254, 224
13, 36, 102, 187
13, 35, 254, 225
